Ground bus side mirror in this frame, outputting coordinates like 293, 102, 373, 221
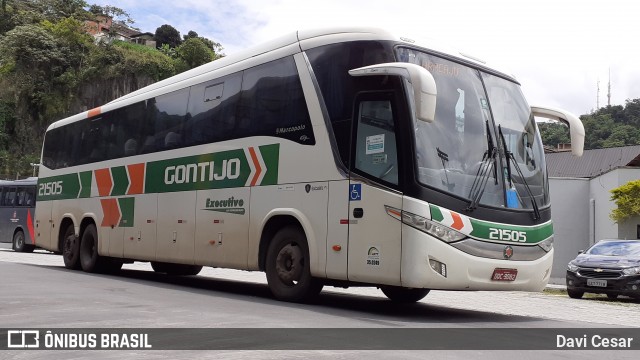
349, 63, 437, 123
531, 106, 585, 156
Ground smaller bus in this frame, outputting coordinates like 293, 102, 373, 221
0, 178, 37, 252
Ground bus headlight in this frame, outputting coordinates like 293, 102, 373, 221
537, 237, 554, 252
401, 211, 466, 243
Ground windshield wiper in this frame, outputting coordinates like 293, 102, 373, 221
466, 121, 498, 212
498, 125, 541, 220
436, 147, 455, 192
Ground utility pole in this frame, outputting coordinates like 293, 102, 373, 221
607, 68, 611, 107
596, 79, 600, 110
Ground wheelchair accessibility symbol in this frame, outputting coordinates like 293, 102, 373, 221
350, 184, 362, 201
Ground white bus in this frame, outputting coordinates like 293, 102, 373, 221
35, 27, 584, 303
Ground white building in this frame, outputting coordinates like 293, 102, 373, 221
546, 145, 640, 283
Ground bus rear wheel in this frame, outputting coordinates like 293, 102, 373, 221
265, 226, 323, 302
62, 224, 81, 269
381, 286, 430, 303
12, 230, 34, 253
151, 262, 202, 276
79, 224, 122, 273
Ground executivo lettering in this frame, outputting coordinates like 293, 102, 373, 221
204, 196, 245, 215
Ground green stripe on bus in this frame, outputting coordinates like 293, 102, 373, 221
259, 144, 279, 186
110, 166, 129, 196
430, 205, 444, 222
469, 219, 553, 244
79, 171, 92, 198
37, 174, 80, 201
118, 197, 135, 228
38, 144, 281, 200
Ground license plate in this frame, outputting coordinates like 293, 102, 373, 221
491, 268, 518, 281
587, 279, 607, 287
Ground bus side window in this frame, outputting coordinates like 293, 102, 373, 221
16, 188, 26, 206
24, 187, 35, 206
353, 98, 399, 186
3, 187, 16, 206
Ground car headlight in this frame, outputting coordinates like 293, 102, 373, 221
537, 237, 554, 252
400, 211, 466, 243
567, 262, 579, 272
623, 266, 640, 276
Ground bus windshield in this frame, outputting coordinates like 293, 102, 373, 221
398, 48, 548, 209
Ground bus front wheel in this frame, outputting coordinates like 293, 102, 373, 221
265, 226, 323, 302
62, 225, 81, 269
381, 286, 430, 303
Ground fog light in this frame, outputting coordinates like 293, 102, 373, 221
568, 280, 574, 286
633, 285, 638, 291
429, 259, 447, 278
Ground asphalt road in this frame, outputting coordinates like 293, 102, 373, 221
1, 243, 639, 359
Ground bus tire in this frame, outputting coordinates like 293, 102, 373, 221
265, 226, 323, 302
12, 230, 26, 252
62, 224, 81, 269
151, 262, 202, 276
381, 286, 430, 303
79, 224, 109, 273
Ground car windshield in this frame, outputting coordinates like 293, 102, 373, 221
397, 47, 548, 209
587, 241, 640, 256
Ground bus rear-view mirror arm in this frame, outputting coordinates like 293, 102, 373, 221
531, 106, 585, 156
348, 63, 437, 123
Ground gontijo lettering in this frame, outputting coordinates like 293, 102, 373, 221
164, 159, 241, 185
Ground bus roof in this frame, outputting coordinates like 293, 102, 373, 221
0, 177, 38, 186
46, 27, 516, 132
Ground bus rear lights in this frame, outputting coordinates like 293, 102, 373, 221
429, 259, 447, 277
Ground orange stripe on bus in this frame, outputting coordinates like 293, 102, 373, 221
127, 163, 145, 194
87, 107, 101, 118
248, 147, 262, 186
450, 211, 464, 231
100, 198, 120, 228
95, 168, 113, 197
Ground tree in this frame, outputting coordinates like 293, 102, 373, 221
610, 180, 640, 223
155, 24, 181, 49
88, 4, 134, 25
538, 122, 570, 148
176, 37, 215, 70
183, 30, 198, 41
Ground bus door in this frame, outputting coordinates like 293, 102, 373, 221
34, 185, 54, 250
347, 94, 403, 285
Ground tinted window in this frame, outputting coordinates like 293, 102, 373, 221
42, 56, 313, 170
237, 57, 314, 145
307, 41, 395, 166
143, 88, 190, 153
186, 73, 242, 146
2, 187, 16, 206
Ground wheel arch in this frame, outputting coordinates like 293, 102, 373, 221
257, 209, 319, 275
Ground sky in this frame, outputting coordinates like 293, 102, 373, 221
90, 0, 640, 116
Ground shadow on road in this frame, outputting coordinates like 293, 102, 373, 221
17, 262, 549, 326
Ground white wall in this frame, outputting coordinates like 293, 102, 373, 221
548, 178, 590, 281
589, 170, 619, 241
549, 168, 640, 283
